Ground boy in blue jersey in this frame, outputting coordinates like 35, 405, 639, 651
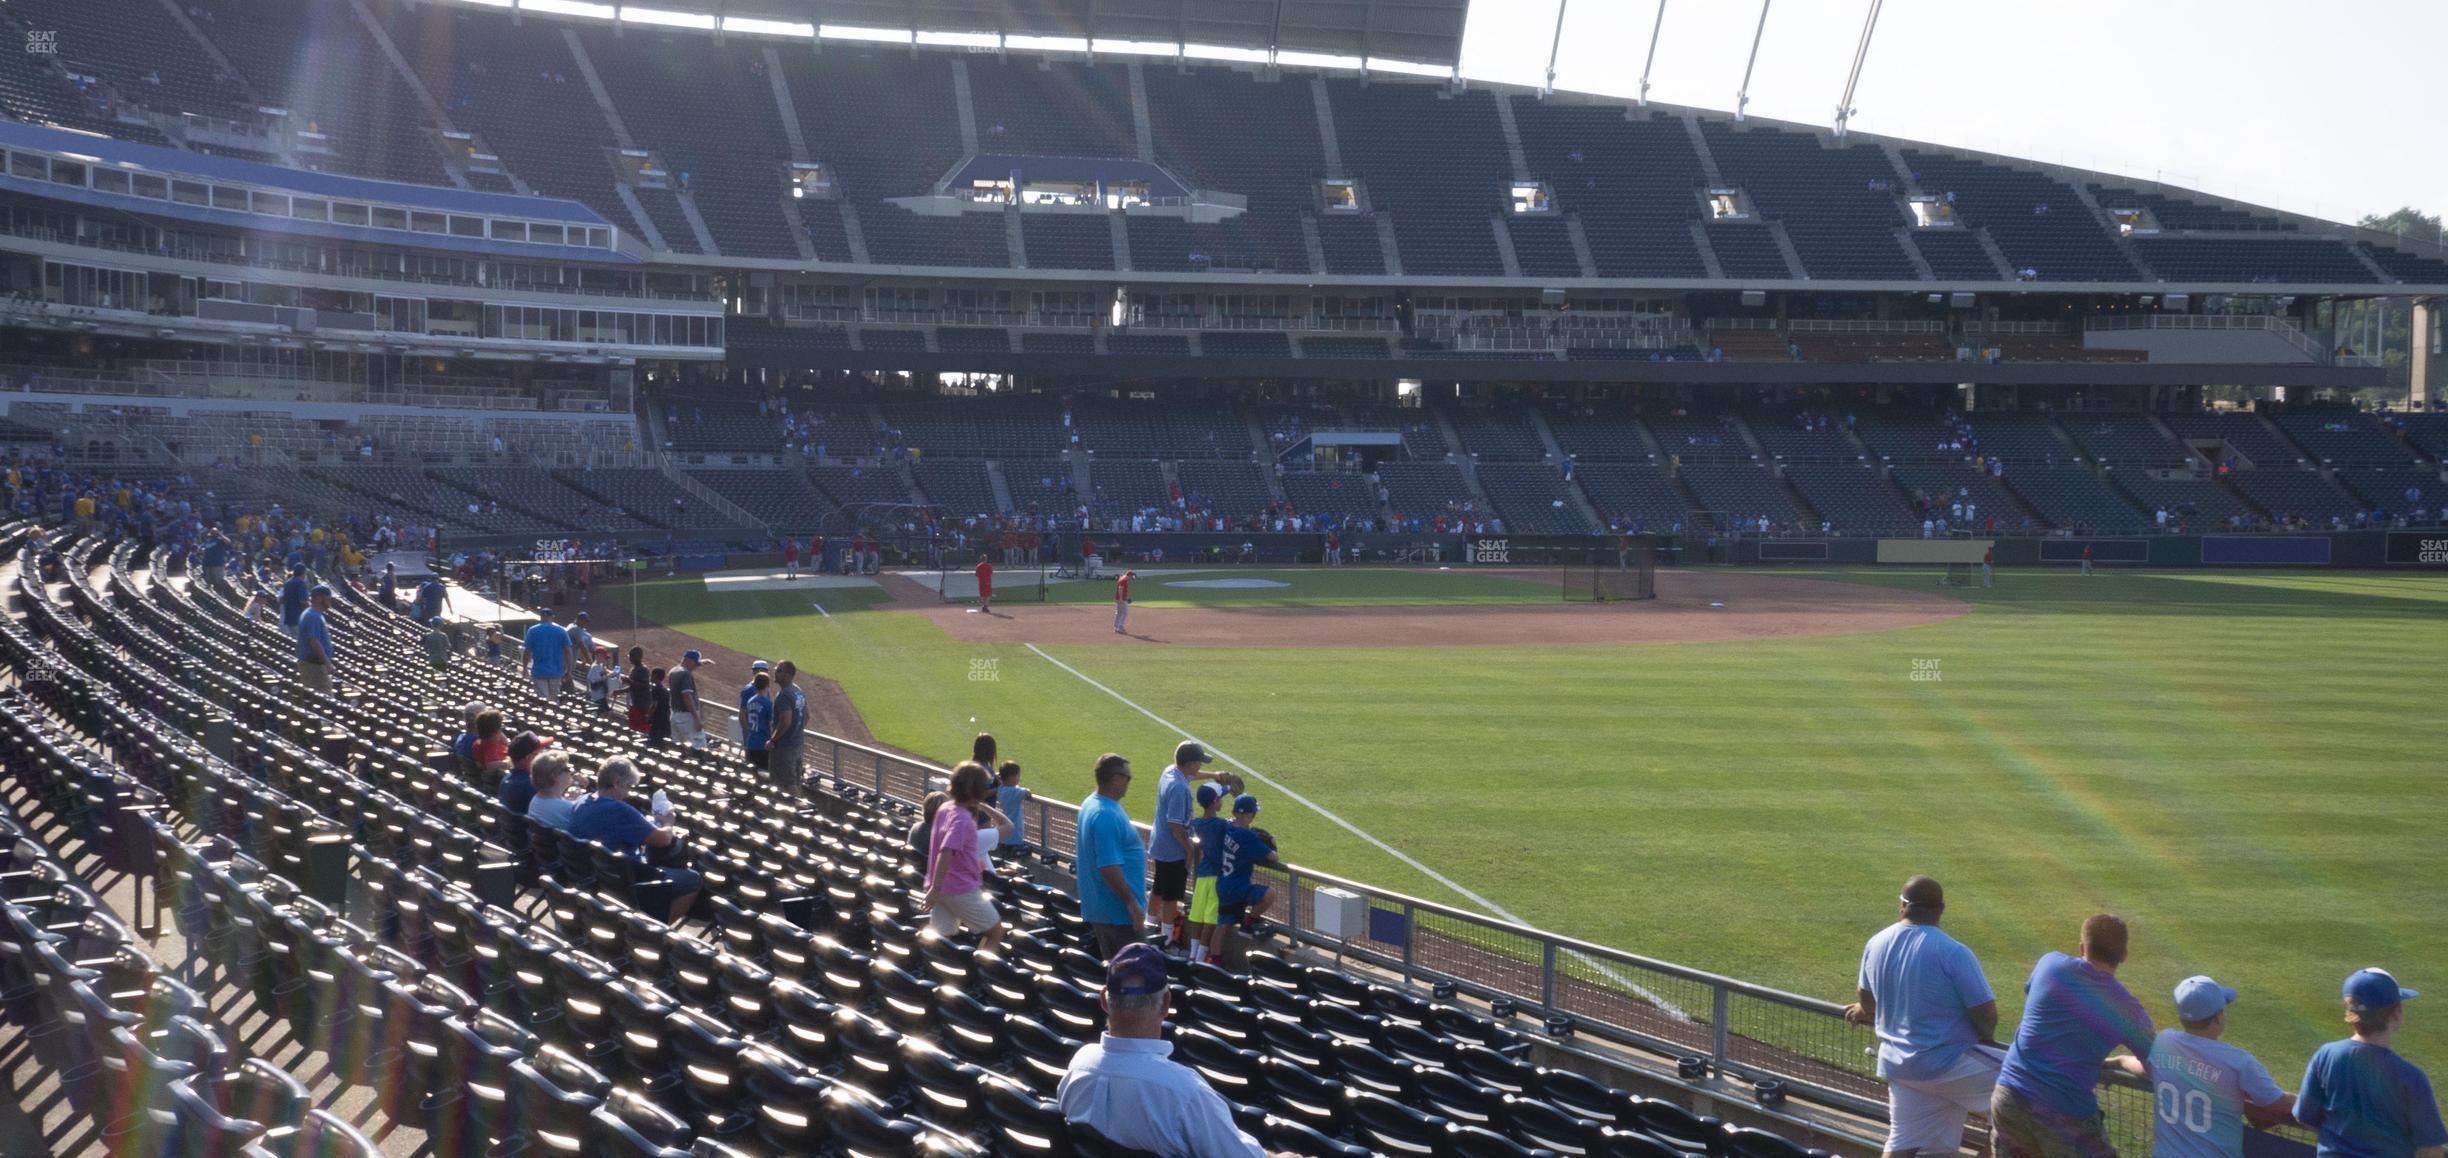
1213, 795, 1280, 935
2296, 969, 2446, 1158
2148, 976, 2294, 1158
1184, 785, 1230, 963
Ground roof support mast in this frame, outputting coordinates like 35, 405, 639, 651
1542, 0, 1570, 96
1734, 0, 1770, 122
1832, 0, 1883, 140
1636, 0, 1665, 107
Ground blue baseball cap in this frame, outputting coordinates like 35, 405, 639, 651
683, 650, 705, 664
2173, 976, 2238, 1022
2345, 969, 2420, 1011
1105, 943, 1170, 996
1233, 794, 1260, 815
1195, 784, 1220, 808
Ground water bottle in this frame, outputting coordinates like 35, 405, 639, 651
650, 789, 670, 820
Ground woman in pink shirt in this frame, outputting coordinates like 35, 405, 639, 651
920, 761, 1012, 954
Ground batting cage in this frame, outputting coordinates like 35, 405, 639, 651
936, 550, 1050, 605
1559, 537, 1659, 603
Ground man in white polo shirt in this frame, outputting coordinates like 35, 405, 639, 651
1057, 943, 1275, 1157
1844, 875, 2004, 1158
2148, 976, 2293, 1158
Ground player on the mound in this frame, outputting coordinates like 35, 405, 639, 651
1114, 569, 1135, 634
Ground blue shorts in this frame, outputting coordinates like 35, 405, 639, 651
1218, 884, 1269, 922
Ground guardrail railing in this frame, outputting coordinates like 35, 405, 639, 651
702, 715, 2317, 1155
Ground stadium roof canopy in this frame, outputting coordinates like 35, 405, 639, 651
653, 0, 1471, 68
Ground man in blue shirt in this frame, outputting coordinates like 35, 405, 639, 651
1213, 796, 1278, 930
279, 566, 309, 637
198, 529, 229, 584
1148, 741, 1228, 952
1993, 915, 2156, 1158
2296, 969, 2446, 1158
1074, 754, 1146, 960
412, 575, 446, 623
293, 584, 335, 695
521, 608, 572, 702
566, 758, 699, 924
1843, 876, 2002, 1158
2150, 976, 2293, 1158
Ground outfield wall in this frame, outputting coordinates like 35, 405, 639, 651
438, 527, 2448, 571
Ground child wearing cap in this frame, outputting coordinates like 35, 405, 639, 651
1211, 794, 1281, 954
2148, 976, 2294, 1158
2295, 969, 2444, 1158
585, 646, 613, 713
1184, 784, 1229, 963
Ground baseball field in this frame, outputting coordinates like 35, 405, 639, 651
622, 562, 2448, 1076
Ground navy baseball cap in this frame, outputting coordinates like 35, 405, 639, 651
1195, 785, 1220, 809
1175, 741, 1209, 766
2345, 969, 2419, 1010
2173, 976, 2238, 1021
683, 650, 705, 664
1233, 794, 1260, 815
307, 584, 332, 597
537, 606, 555, 618
1105, 943, 1170, 996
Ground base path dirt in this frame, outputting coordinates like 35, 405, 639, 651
883, 568, 1968, 648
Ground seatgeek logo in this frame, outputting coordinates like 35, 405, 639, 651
2421, 538, 2448, 564
1472, 538, 1510, 564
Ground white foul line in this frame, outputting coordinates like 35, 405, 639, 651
810, 601, 831, 619
1022, 642, 1690, 1020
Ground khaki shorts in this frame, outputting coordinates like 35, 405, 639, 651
928, 889, 999, 936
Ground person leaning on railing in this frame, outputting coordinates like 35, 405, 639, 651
1844, 875, 2004, 1158
2294, 970, 2445, 1158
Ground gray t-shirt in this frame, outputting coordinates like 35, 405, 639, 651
667, 667, 699, 714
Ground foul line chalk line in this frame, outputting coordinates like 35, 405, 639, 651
1022, 643, 1689, 1020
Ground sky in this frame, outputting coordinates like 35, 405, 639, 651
1458, 0, 2441, 230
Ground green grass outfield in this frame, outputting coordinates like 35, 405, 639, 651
636, 565, 2448, 1075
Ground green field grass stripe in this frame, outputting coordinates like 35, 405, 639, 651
1022, 642, 1696, 1020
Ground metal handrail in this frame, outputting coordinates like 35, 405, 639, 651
785, 726, 1888, 1118
768, 722, 2341, 1155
